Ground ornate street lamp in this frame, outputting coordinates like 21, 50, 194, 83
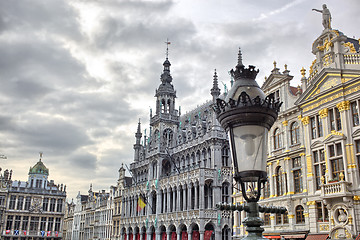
214, 50, 286, 239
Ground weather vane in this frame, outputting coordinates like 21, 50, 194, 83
165, 38, 171, 59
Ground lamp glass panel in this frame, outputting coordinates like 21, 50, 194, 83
230, 125, 268, 173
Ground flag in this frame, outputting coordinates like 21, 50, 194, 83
55, 231, 59, 237
23, 230, 27, 235
5, 230, 10, 234
137, 196, 146, 211
193, 231, 200, 240
47, 231, 51, 236
41, 231, 45, 237
14, 230, 19, 235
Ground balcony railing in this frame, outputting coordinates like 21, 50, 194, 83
321, 180, 351, 197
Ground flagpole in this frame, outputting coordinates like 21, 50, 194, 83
124, 164, 155, 214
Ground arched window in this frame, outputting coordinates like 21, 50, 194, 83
273, 128, 281, 149
222, 182, 230, 203
275, 167, 284, 196
290, 122, 300, 145
163, 129, 173, 148
222, 226, 230, 240
296, 205, 305, 224
222, 146, 230, 166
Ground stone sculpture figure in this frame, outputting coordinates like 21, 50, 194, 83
312, 4, 332, 30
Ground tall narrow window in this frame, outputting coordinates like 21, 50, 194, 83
351, 101, 359, 126
9, 195, 16, 209
314, 149, 326, 190
356, 140, 360, 174
6, 215, 13, 230
273, 128, 281, 149
49, 198, 56, 212
47, 217, 54, 231
295, 205, 305, 224
30, 216, 39, 231
335, 108, 342, 131
329, 109, 335, 131
43, 198, 49, 212
40, 217, 47, 230
24, 197, 31, 210
222, 147, 230, 166
290, 122, 300, 145
311, 117, 317, 139
292, 157, 303, 194
222, 182, 230, 203
57, 199, 63, 212
14, 216, 21, 230
275, 167, 284, 196
264, 213, 271, 225
329, 143, 344, 180
317, 115, 323, 137
22, 216, 29, 231
17, 196, 24, 210
54, 218, 61, 231
316, 201, 329, 222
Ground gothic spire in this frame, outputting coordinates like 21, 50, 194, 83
211, 69, 221, 102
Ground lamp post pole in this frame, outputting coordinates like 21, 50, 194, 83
214, 49, 286, 239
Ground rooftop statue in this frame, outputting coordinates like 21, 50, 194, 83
312, 4, 332, 30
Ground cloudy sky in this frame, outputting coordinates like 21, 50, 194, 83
0, 0, 359, 200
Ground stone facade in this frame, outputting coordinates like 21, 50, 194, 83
233, 13, 360, 240
0, 155, 66, 240
70, 185, 114, 240
113, 55, 233, 240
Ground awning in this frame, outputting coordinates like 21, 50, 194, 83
264, 236, 281, 239
282, 234, 306, 239
306, 234, 328, 240
355, 234, 360, 240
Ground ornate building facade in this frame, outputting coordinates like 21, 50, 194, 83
0, 154, 66, 240
233, 9, 360, 240
113, 53, 233, 240
70, 185, 114, 240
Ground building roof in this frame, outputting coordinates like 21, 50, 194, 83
29, 159, 49, 176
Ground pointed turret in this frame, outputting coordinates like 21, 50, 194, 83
211, 69, 221, 102
134, 119, 142, 162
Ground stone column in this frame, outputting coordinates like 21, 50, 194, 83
177, 187, 181, 211
177, 231, 181, 240
215, 229, 221, 240
156, 190, 161, 214
199, 231, 204, 240
183, 186, 187, 210
188, 184, 192, 210
146, 230, 152, 240
155, 229, 161, 240
195, 184, 199, 209
173, 189, 176, 212
199, 183, 204, 210
268, 163, 275, 197
166, 231, 171, 240
187, 231, 192, 240
167, 188, 171, 213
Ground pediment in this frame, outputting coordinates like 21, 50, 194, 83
262, 74, 292, 92
323, 131, 346, 144
310, 140, 324, 149
352, 128, 360, 138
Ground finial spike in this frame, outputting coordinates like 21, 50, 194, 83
237, 47, 243, 66
39, 152, 43, 161
165, 38, 171, 59
273, 61, 277, 69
